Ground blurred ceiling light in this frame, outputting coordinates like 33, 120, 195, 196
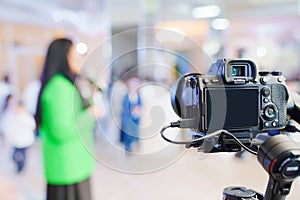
76, 42, 88, 55
211, 18, 230, 30
156, 28, 185, 43
203, 40, 221, 56
256, 47, 268, 57
52, 11, 64, 23
192, 5, 221, 19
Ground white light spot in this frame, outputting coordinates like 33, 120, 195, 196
76, 42, 88, 55
192, 5, 221, 19
256, 47, 268, 57
211, 18, 230, 30
203, 40, 222, 56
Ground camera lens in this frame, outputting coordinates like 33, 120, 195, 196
263, 104, 277, 120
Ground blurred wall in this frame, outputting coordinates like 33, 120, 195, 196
0, 20, 110, 94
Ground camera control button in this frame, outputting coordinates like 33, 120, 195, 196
277, 77, 284, 83
268, 109, 274, 115
211, 79, 219, 84
263, 98, 269, 103
280, 188, 290, 195
260, 77, 269, 84
261, 87, 271, 97
272, 121, 277, 127
264, 122, 270, 127
203, 79, 209, 84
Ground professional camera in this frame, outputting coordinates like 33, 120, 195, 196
171, 58, 289, 134
161, 58, 300, 200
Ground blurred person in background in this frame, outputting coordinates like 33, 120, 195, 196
22, 79, 41, 137
108, 75, 128, 143
0, 74, 13, 143
22, 79, 41, 116
0, 94, 15, 144
120, 75, 143, 153
35, 38, 104, 200
0, 74, 13, 112
0, 95, 35, 173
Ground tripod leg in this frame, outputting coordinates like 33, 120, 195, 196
264, 176, 292, 200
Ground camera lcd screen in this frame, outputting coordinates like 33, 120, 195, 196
206, 87, 259, 130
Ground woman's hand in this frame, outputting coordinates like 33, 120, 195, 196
88, 105, 105, 119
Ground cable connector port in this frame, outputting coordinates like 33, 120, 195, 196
170, 119, 197, 129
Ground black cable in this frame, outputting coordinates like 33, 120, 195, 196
160, 122, 258, 155
284, 124, 300, 133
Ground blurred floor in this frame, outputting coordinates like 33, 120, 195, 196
1, 141, 300, 200
0, 142, 45, 200
0, 85, 300, 200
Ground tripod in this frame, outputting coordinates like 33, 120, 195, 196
223, 134, 300, 200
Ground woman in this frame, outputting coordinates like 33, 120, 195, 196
35, 38, 102, 200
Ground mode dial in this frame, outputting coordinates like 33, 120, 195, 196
259, 71, 272, 76
271, 71, 282, 76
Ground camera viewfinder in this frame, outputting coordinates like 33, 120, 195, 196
225, 60, 257, 84
232, 65, 246, 77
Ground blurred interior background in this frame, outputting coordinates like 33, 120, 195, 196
0, 0, 300, 200
0, 0, 300, 91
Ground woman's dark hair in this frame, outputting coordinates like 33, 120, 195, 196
41, 38, 75, 85
35, 38, 76, 127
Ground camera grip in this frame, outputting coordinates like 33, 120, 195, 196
287, 92, 300, 125
271, 85, 288, 127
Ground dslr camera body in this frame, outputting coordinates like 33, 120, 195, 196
172, 58, 289, 134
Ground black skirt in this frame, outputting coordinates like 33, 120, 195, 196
47, 177, 91, 200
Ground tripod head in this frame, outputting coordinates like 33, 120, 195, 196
258, 134, 300, 200
223, 134, 300, 200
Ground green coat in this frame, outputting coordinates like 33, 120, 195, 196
40, 74, 95, 185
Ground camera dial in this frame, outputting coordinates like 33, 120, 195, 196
263, 104, 277, 121
280, 158, 300, 179
259, 71, 272, 76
